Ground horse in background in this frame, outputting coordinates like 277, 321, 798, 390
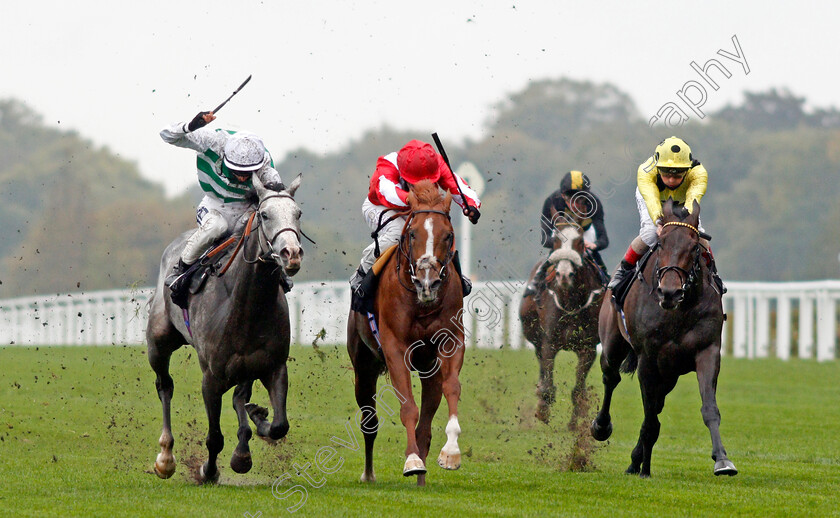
520, 209, 604, 427
591, 199, 737, 478
147, 174, 304, 483
347, 179, 465, 486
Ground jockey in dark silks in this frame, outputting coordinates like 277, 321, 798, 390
523, 170, 609, 298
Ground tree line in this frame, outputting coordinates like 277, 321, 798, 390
1, 81, 839, 298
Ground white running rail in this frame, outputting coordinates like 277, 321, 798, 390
1, 280, 837, 361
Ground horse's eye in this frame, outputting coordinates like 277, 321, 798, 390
261, 211, 269, 220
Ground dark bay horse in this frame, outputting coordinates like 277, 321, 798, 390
147, 174, 304, 483
520, 215, 604, 427
591, 199, 737, 478
347, 180, 464, 487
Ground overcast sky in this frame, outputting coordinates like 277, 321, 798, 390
3, 0, 838, 195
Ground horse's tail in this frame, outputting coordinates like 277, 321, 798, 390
620, 349, 638, 375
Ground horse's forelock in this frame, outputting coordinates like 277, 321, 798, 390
408, 180, 446, 210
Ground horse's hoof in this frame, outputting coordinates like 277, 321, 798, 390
245, 403, 269, 423
154, 453, 176, 479
590, 419, 612, 441
199, 464, 220, 484
359, 471, 376, 483
230, 451, 253, 474
403, 454, 427, 477
535, 405, 551, 424
437, 448, 461, 470
714, 459, 738, 476
624, 464, 640, 475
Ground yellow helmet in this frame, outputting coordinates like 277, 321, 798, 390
654, 136, 693, 169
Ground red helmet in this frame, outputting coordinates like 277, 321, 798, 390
397, 140, 440, 184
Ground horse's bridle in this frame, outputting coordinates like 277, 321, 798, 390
652, 221, 702, 294
396, 209, 455, 293
245, 192, 315, 264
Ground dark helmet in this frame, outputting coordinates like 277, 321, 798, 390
560, 170, 590, 195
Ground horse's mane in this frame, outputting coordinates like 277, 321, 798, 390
408, 179, 447, 210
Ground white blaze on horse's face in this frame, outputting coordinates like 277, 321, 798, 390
548, 226, 583, 288
411, 215, 453, 304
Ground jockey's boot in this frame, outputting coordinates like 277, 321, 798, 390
166, 259, 193, 308
350, 266, 366, 298
523, 259, 549, 298
279, 271, 294, 293
451, 251, 472, 296
607, 260, 634, 291
702, 249, 727, 295
165, 259, 190, 290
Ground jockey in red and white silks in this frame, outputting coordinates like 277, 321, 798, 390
350, 140, 481, 291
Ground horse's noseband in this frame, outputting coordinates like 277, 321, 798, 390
246, 192, 313, 264
398, 209, 454, 292
653, 221, 703, 294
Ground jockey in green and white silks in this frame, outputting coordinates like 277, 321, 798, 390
160, 111, 285, 294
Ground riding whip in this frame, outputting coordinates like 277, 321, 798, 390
431, 132, 471, 216
212, 75, 252, 114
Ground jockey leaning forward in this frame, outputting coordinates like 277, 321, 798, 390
607, 136, 724, 294
523, 170, 609, 298
160, 110, 291, 299
350, 139, 481, 298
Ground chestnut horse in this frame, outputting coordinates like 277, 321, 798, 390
520, 216, 604, 427
591, 199, 737, 477
347, 180, 464, 486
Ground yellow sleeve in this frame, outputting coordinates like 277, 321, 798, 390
637, 156, 663, 222
684, 163, 708, 213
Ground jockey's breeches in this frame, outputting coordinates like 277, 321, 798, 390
181, 195, 251, 264
358, 198, 406, 272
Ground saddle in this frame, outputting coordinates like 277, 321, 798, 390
350, 245, 398, 314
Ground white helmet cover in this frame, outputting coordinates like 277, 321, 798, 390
223, 133, 267, 172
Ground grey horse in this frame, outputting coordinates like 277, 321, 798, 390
147, 174, 304, 483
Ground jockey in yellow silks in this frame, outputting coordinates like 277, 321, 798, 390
608, 136, 720, 291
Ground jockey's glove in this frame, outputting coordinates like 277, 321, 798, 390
187, 111, 212, 132
466, 205, 481, 224
264, 181, 284, 192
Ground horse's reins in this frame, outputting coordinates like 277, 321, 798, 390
396, 209, 455, 294
544, 248, 604, 315
216, 192, 315, 275
651, 221, 703, 294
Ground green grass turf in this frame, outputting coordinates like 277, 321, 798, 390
0, 344, 838, 517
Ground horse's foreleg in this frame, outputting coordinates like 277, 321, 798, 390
696, 345, 738, 476
590, 345, 625, 442
148, 340, 180, 479
535, 341, 558, 424
591, 306, 630, 442
437, 343, 464, 473
382, 336, 423, 478
569, 345, 597, 431
634, 363, 676, 478
250, 363, 290, 441
199, 375, 225, 484
230, 382, 254, 474
416, 373, 443, 486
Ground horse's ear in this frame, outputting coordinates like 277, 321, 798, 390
687, 199, 701, 225
443, 191, 452, 212
406, 189, 417, 209
287, 173, 302, 197
252, 173, 267, 198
